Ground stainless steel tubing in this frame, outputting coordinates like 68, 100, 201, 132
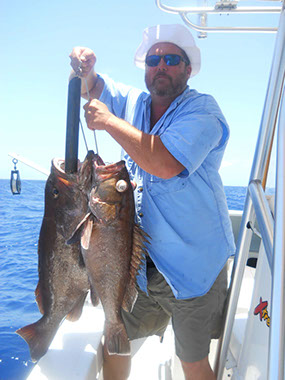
215, 192, 254, 378
248, 180, 274, 270
181, 12, 277, 33
251, 9, 285, 183
155, 0, 281, 15
156, 0, 280, 33
216, 5, 285, 378
268, 79, 285, 379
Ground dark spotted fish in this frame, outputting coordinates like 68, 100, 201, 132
80, 155, 149, 355
16, 151, 97, 362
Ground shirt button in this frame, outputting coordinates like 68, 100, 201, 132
139, 212, 143, 217
138, 187, 143, 192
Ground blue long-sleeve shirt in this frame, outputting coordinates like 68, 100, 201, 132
100, 74, 235, 299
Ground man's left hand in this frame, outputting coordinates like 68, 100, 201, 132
84, 99, 114, 131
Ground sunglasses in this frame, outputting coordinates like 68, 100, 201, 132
145, 54, 189, 67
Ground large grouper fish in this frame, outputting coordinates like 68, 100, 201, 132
79, 155, 149, 356
16, 151, 97, 362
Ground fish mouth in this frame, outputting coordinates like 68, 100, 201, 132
93, 154, 105, 167
93, 158, 125, 181
52, 152, 126, 183
52, 158, 68, 174
51, 158, 75, 186
52, 151, 97, 175
52, 158, 82, 177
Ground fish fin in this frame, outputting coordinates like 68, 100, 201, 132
67, 212, 92, 245
66, 292, 88, 322
121, 286, 138, 313
80, 216, 94, 250
132, 224, 151, 259
67, 227, 82, 245
16, 318, 57, 363
134, 222, 151, 241
35, 283, 44, 315
105, 322, 130, 356
90, 287, 100, 306
122, 224, 149, 312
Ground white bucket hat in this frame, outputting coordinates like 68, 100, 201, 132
134, 24, 201, 77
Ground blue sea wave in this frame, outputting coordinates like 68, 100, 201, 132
224, 185, 247, 211
0, 180, 44, 380
0, 179, 247, 380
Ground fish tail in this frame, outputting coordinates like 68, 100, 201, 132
16, 318, 56, 362
105, 322, 130, 356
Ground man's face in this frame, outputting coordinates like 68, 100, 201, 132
145, 42, 192, 99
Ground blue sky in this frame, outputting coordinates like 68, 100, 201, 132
1, 0, 280, 185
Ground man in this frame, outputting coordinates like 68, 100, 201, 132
69, 24, 235, 380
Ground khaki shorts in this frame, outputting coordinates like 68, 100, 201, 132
121, 264, 228, 363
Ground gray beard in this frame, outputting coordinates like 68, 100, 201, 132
146, 73, 188, 98
151, 82, 185, 97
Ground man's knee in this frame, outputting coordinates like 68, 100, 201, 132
180, 356, 215, 380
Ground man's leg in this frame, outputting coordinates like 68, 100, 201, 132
102, 344, 131, 380
180, 355, 216, 380
166, 267, 228, 380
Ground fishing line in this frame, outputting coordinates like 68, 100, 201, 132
79, 119, 89, 152
84, 77, 99, 155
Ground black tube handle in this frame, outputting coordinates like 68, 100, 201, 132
65, 77, 81, 173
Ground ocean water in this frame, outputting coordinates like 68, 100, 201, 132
0, 179, 247, 380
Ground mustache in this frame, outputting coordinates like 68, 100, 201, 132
153, 72, 171, 81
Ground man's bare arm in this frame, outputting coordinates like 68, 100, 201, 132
84, 99, 185, 179
69, 47, 104, 100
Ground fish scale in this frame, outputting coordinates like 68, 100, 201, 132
16, 152, 95, 362
80, 155, 149, 355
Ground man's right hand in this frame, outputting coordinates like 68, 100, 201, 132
69, 47, 96, 78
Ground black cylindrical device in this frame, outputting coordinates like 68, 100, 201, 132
65, 76, 81, 173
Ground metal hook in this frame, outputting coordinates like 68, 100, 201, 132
12, 158, 18, 170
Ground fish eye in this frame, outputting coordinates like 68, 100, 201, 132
53, 188, 59, 198
115, 180, 128, 193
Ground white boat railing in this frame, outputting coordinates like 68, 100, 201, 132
268, 70, 285, 380
248, 180, 274, 269
156, 0, 281, 34
217, 5, 285, 379
156, 1, 285, 379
